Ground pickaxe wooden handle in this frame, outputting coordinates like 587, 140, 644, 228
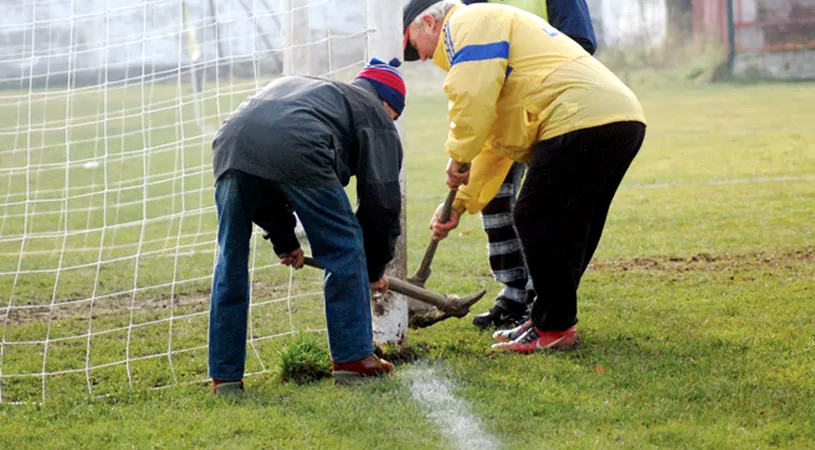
300, 256, 484, 317
407, 162, 470, 288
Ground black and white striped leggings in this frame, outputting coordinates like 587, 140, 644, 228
480, 162, 531, 306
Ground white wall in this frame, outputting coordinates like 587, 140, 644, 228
588, 0, 668, 50
0, 0, 366, 86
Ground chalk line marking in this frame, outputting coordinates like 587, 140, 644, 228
404, 364, 500, 450
624, 174, 815, 190
404, 174, 815, 200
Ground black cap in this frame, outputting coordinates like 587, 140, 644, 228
403, 0, 443, 61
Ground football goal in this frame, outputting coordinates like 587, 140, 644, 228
0, 0, 405, 403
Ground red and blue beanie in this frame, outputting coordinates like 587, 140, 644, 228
355, 57, 406, 118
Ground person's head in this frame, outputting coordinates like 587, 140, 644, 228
354, 57, 406, 120
403, 0, 456, 62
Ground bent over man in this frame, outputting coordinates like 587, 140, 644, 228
209, 58, 406, 393
403, 0, 646, 353
460, 0, 598, 329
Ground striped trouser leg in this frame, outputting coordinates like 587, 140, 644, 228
480, 162, 529, 305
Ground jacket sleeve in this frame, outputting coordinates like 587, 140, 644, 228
256, 194, 301, 257
546, 0, 597, 54
452, 142, 514, 215
442, 13, 511, 165
262, 226, 300, 258
355, 125, 403, 282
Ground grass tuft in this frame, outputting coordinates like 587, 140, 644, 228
277, 333, 332, 385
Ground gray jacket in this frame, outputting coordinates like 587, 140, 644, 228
212, 76, 403, 280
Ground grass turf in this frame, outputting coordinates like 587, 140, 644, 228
1, 78, 814, 448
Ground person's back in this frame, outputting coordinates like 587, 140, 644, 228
431, 3, 643, 168
213, 76, 397, 189
479, 4, 640, 141
462, 0, 596, 54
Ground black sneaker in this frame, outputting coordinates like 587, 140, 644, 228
472, 298, 527, 329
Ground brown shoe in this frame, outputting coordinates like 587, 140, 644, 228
332, 354, 393, 384
211, 379, 244, 396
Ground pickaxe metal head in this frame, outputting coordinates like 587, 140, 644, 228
300, 256, 485, 327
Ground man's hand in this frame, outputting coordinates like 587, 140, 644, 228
279, 248, 305, 269
429, 202, 462, 241
446, 159, 470, 190
370, 275, 389, 293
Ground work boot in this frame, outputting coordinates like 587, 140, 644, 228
492, 319, 533, 343
472, 297, 527, 329
211, 379, 244, 397
332, 353, 393, 384
491, 326, 580, 353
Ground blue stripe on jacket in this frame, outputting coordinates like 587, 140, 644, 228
451, 41, 510, 66
443, 22, 456, 64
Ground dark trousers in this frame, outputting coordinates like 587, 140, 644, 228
514, 121, 646, 331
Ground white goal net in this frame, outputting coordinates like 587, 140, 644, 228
0, 0, 398, 403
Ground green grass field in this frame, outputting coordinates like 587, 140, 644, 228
1, 78, 814, 448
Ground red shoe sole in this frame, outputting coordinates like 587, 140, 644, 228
492, 334, 581, 353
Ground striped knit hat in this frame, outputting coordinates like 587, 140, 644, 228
355, 57, 406, 118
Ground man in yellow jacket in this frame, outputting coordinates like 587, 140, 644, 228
461, 0, 597, 331
403, 0, 646, 352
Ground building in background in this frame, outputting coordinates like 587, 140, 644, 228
694, 0, 815, 79
588, 0, 814, 80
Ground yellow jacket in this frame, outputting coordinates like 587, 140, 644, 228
433, 4, 646, 214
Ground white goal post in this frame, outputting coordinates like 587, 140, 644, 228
0, 0, 405, 404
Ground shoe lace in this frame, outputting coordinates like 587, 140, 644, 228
516, 327, 540, 344
504, 321, 532, 339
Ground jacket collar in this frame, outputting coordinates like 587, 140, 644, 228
431, 4, 463, 72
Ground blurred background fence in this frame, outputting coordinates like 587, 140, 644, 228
590, 0, 815, 81
2, 0, 813, 92
0, 0, 367, 90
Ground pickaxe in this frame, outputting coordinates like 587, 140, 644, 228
400, 163, 485, 327
301, 256, 485, 328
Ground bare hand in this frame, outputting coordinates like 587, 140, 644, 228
429, 203, 461, 241
370, 275, 389, 293
279, 248, 305, 269
446, 159, 470, 190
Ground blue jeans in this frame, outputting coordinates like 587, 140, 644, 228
208, 170, 374, 381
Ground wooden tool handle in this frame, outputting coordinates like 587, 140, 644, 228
302, 257, 448, 309
409, 162, 471, 285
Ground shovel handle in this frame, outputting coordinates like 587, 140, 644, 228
409, 162, 470, 285
301, 257, 450, 310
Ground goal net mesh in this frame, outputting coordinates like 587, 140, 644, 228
0, 0, 372, 403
